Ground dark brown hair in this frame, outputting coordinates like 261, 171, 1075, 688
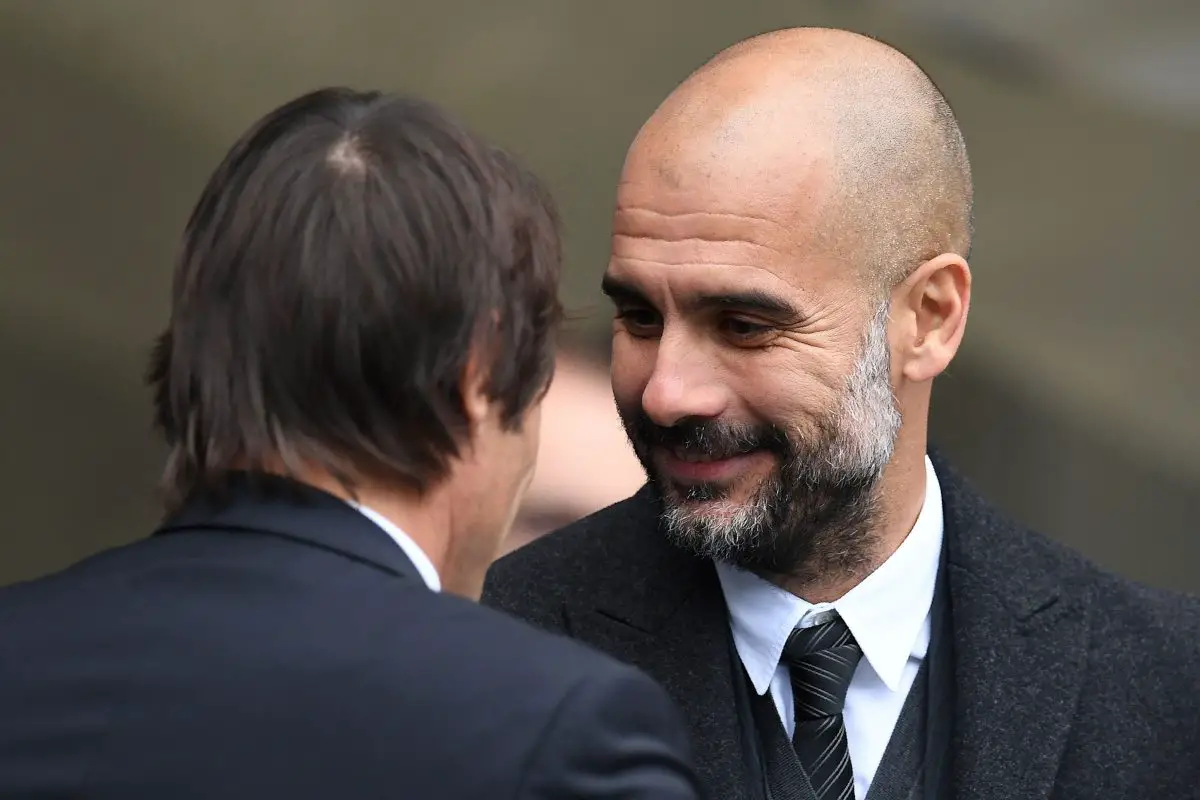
148, 88, 562, 510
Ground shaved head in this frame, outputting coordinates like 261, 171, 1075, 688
624, 27, 973, 288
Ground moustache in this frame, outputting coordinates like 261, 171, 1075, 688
626, 412, 791, 461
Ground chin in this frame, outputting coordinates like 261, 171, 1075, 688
672, 492, 751, 517
660, 481, 769, 537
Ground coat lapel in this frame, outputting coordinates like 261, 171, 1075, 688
936, 455, 1091, 800
565, 488, 754, 800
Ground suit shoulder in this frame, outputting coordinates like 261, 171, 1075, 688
1006, 519, 1200, 643
977, 511, 1200, 649
1085, 567, 1200, 658
1002, 522, 1200, 672
485, 491, 652, 615
1061, 569, 1200, 749
408, 589, 643, 686
516, 662, 699, 799
385, 597, 697, 798
505, 492, 645, 566
937, 456, 1197, 630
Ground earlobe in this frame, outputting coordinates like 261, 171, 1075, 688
899, 253, 971, 383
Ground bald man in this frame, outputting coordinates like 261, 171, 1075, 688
485, 28, 1200, 800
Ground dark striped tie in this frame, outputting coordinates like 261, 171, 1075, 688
782, 615, 863, 800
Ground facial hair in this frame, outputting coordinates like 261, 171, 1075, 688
619, 299, 902, 583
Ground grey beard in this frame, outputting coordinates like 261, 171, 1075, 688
658, 298, 901, 581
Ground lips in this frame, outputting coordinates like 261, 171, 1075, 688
656, 447, 767, 485
667, 446, 744, 464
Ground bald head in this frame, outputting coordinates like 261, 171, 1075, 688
624, 28, 973, 288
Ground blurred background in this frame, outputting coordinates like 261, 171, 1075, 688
2, 0, 1197, 590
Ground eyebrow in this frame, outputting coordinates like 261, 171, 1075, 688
600, 275, 646, 306
601, 275, 803, 321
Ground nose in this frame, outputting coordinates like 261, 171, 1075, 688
640, 336, 731, 427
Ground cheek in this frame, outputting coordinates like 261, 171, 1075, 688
609, 339, 653, 411
738, 353, 842, 424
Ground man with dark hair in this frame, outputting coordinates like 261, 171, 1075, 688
0, 88, 699, 799
485, 29, 1200, 800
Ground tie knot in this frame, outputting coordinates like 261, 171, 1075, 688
782, 616, 863, 719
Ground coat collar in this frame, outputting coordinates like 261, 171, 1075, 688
154, 472, 423, 583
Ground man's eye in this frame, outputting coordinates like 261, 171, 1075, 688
721, 318, 772, 340
616, 308, 662, 334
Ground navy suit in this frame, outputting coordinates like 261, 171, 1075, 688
0, 476, 699, 799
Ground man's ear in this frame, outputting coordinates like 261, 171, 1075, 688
460, 347, 492, 429
894, 253, 971, 384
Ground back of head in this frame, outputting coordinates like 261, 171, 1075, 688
149, 88, 562, 510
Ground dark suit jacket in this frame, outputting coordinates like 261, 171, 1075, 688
484, 454, 1200, 800
0, 476, 700, 799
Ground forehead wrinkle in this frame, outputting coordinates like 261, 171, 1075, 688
613, 197, 790, 233
613, 204, 789, 256
615, 140, 836, 259
612, 233, 782, 273
612, 254, 775, 271
613, 232, 783, 263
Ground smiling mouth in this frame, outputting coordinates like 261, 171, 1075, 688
666, 446, 749, 463
655, 447, 769, 486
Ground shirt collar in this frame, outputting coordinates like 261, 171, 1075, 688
350, 503, 442, 592
717, 455, 944, 694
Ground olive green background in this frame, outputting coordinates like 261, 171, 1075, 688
2, 1, 1196, 589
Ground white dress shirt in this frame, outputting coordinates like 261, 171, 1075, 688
716, 456, 944, 800
351, 503, 442, 592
